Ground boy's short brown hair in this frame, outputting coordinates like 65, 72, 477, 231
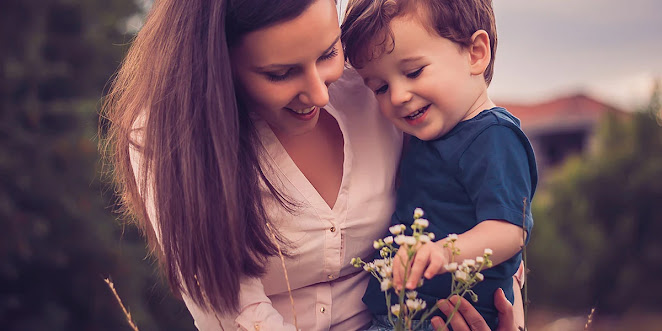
341, 0, 497, 85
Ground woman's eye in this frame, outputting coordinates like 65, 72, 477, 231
406, 66, 424, 79
265, 69, 292, 82
375, 85, 388, 95
319, 47, 339, 61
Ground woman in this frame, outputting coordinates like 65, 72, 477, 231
102, 0, 522, 329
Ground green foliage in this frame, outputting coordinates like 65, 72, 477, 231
0, 0, 193, 329
528, 86, 662, 313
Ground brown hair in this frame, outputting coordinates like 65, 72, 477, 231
101, 0, 318, 314
341, 0, 497, 84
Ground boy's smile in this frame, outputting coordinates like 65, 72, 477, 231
356, 17, 495, 141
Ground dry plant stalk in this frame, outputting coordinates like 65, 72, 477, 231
521, 197, 529, 331
103, 278, 140, 331
584, 307, 596, 330
267, 222, 299, 330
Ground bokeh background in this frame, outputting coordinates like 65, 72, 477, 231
1, 0, 661, 330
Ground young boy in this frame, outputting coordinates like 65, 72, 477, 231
341, 0, 537, 329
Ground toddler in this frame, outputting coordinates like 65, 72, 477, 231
341, 0, 537, 329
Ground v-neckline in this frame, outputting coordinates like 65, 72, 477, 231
255, 105, 353, 216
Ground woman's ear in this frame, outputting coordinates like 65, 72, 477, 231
468, 30, 491, 76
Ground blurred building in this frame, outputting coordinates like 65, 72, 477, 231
500, 94, 627, 177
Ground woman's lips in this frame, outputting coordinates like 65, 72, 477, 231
285, 106, 318, 120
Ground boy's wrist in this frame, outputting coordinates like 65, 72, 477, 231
435, 239, 454, 274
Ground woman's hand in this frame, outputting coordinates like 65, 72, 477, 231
430, 288, 520, 331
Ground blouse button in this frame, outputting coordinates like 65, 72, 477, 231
320, 306, 326, 313
330, 226, 336, 232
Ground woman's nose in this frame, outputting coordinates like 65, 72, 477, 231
298, 67, 330, 107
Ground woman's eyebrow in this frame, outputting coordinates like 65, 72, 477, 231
254, 34, 340, 71
322, 34, 341, 54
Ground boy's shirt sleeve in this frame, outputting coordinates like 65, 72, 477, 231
457, 125, 535, 241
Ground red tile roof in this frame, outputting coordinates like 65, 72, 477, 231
498, 94, 626, 134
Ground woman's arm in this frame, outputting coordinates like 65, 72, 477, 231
182, 277, 297, 331
129, 140, 296, 331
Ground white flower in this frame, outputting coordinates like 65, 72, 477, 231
406, 299, 426, 311
484, 248, 493, 256
476, 256, 485, 264
413, 208, 424, 219
419, 234, 431, 243
403, 236, 417, 246
394, 235, 406, 245
381, 278, 392, 291
374, 259, 386, 268
445, 262, 458, 272
428, 233, 435, 240
389, 225, 403, 235
455, 270, 468, 282
390, 304, 401, 315
406, 291, 418, 300
379, 265, 393, 278
414, 218, 429, 228
447, 234, 458, 242
384, 236, 394, 245
463, 259, 476, 268
476, 272, 484, 281
363, 262, 375, 272
373, 240, 382, 249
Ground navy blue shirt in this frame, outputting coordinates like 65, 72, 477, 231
363, 107, 538, 329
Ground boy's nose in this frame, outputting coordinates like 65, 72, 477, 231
389, 84, 413, 106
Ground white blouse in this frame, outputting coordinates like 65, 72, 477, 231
182, 68, 402, 330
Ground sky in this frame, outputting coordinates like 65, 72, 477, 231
338, 0, 662, 110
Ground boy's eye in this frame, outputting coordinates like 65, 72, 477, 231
406, 66, 425, 79
374, 85, 388, 95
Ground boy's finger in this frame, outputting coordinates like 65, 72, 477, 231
406, 249, 429, 289
392, 255, 401, 288
393, 249, 407, 289
424, 253, 444, 279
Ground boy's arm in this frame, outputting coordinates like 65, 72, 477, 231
399, 220, 524, 290
438, 219, 526, 269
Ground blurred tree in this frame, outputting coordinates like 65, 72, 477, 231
528, 84, 662, 314
0, 0, 193, 330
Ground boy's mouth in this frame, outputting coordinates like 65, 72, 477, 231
404, 104, 431, 120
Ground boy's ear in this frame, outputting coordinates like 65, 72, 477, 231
468, 30, 491, 76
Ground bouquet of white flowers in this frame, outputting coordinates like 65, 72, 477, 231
351, 208, 493, 331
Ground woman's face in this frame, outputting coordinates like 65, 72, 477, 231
231, 0, 344, 137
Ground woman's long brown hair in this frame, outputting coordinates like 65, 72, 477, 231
101, 0, 316, 314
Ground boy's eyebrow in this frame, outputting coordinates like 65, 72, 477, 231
255, 34, 341, 70
400, 56, 425, 64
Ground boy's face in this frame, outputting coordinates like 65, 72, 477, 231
356, 17, 491, 141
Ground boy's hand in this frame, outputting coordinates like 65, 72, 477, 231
393, 240, 450, 291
